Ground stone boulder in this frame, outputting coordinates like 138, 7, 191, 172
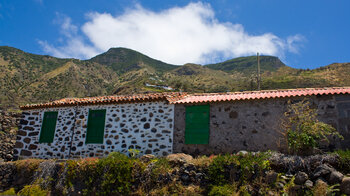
311, 164, 335, 180
166, 153, 193, 166
304, 180, 313, 189
294, 171, 308, 185
340, 177, 350, 195
328, 170, 344, 185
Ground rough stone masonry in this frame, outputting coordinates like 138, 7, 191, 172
14, 101, 174, 159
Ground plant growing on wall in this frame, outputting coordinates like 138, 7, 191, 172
282, 99, 343, 155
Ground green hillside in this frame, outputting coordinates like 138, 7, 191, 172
90, 48, 178, 74
205, 55, 286, 74
1, 45, 350, 110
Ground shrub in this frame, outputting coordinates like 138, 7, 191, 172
208, 184, 238, 196
0, 188, 16, 195
151, 157, 171, 177
14, 159, 44, 189
95, 152, 134, 195
17, 184, 48, 196
208, 152, 270, 185
65, 152, 137, 195
15, 159, 43, 173
282, 99, 343, 155
334, 149, 350, 173
148, 182, 203, 196
208, 154, 238, 185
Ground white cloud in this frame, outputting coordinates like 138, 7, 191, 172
39, 15, 100, 59
39, 2, 304, 64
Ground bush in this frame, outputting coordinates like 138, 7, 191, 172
208, 154, 238, 185
0, 188, 16, 195
95, 152, 134, 195
334, 149, 350, 173
208, 152, 270, 185
282, 99, 343, 155
151, 157, 171, 178
17, 185, 48, 196
66, 152, 138, 195
208, 184, 237, 196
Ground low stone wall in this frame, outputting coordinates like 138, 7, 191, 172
1, 153, 350, 195
0, 110, 21, 161
14, 101, 174, 159
173, 95, 349, 155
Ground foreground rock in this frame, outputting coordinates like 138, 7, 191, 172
166, 153, 193, 166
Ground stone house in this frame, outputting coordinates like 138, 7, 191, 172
14, 87, 350, 159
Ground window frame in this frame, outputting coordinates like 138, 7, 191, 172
39, 111, 58, 143
185, 105, 210, 144
85, 109, 106, 144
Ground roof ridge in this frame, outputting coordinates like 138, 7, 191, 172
20, 87, 350, 109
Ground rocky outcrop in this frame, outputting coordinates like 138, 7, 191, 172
0, 109, 20, 161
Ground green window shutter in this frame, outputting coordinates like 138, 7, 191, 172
86, 109, 106, 144
185, 105, 210, 144
39, 111, 58, 143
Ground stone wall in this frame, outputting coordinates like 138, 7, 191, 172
0, 110, 21, 161
173, 95, 350, 155
14, 101, 174, 159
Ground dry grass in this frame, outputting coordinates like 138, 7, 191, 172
189, 155, 213, 168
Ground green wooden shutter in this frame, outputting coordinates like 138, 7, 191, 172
86, 109, 106, 144
39, 111, 58, 143
185, 105, 210, 144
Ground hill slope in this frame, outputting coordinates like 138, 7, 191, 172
90, 48, 178, 73
1, 46, 350, 109
205, 55, 286, 74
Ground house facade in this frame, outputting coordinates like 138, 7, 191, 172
14, 93, 185, 159
14, 87, 350, 159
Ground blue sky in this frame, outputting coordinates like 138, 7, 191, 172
0, 0, 349, 68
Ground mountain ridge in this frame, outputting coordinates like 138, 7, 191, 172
1, 45, 350, 110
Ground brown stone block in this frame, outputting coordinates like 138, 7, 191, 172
28, 144, 37, 150
15, 141, 24, 148
17, 130, 27, 136
23, 126, 34, 131
23, 138, 31, 144
20, 150, 32, 156
28, 132, 39, 136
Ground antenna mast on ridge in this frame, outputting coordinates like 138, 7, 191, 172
257, 52, 261, 91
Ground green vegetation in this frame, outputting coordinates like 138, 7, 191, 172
3, 152, 349, 195
208, 184, 238, 196
206, 55, 286, 74
0, 188, 16, 196
282, 99, 343, 155
1, 46, 350, 111
208, 152, 270, 185
17, 185, 48, 196
334, 149, 350, 173
66, 152, 142, 195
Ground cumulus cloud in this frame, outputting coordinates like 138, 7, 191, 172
39, 2, 304, 64
39, 15, 100, 59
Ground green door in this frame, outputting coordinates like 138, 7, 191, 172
39, 111, 58, 143
86, 109, 106, 144
185, 105, 210, 144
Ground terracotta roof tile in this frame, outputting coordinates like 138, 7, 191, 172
20, 92, 187, 110
20, 87, 350, 110
173, 87, 350, 104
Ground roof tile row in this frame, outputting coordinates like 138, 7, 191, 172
174, 87, 350, 104
20, 87, 350, 110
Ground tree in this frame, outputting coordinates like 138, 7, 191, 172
282, 99, 343, 155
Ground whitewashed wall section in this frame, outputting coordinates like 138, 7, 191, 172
14, 101, 174, 159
